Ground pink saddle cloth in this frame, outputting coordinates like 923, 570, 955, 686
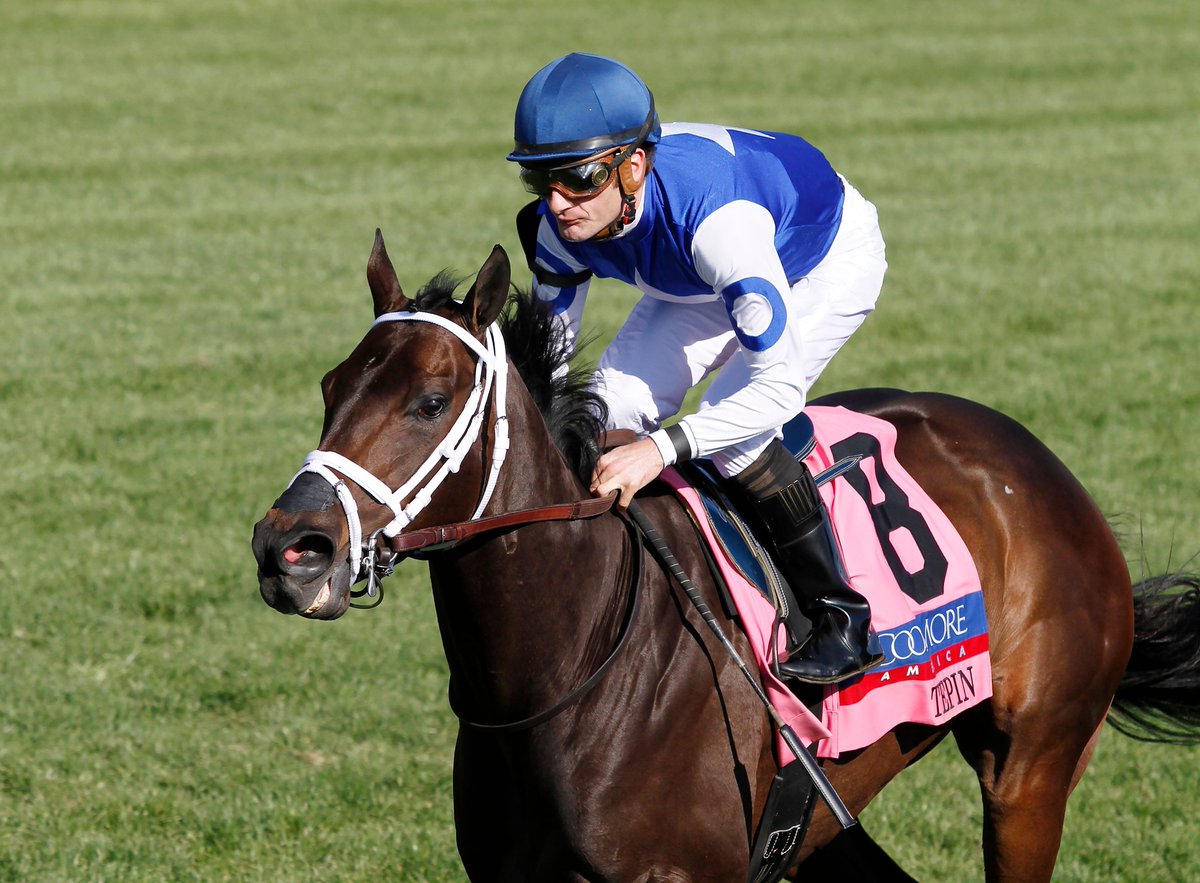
660, 405, 991, 762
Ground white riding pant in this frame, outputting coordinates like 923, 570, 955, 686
594, 178, 887, 477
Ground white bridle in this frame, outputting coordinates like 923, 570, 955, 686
289, 310, 510, 583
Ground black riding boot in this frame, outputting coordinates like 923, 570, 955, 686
734, 441, 884, 685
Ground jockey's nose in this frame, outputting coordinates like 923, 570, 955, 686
545, 187, 578, 214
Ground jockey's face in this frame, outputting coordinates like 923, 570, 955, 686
544, 148, 646, 242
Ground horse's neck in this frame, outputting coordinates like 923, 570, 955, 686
427, 407, 633, 724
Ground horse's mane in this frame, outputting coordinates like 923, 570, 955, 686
413, 275, 608, 483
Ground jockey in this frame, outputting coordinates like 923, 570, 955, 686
506, 52, 887, 685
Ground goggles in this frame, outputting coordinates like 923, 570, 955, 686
520, 151, 622, 198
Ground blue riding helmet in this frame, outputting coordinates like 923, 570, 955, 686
506, 53, 661, 166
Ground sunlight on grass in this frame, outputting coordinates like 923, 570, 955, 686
2, 1, 1197, 879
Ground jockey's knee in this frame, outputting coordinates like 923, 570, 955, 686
710, 431, 782, 479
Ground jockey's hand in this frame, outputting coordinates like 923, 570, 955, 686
590, 438, 665, 509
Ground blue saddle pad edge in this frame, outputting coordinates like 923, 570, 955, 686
680, 411, 822, 602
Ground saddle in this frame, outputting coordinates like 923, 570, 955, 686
651, 406, 991, 759
671, 414, 862, 647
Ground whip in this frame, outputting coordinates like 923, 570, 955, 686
626, 501, 857, 830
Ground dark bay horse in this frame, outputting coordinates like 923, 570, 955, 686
252, 233, 1200, 882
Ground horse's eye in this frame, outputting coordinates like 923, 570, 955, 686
417, 396, 447, 419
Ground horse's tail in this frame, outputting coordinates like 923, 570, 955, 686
1107, 572, 1200, 743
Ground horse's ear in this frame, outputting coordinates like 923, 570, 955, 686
463, 244, 510, 333
367, 229, 410, 317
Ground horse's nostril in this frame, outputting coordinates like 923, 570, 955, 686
282, 544, 307, 566
276, 532, 335, 574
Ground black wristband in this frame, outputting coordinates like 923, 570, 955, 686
665, 424, 694, 463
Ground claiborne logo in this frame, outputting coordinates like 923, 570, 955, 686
878, 602, 971, 662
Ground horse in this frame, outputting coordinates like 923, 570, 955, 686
252, 232, 1200, 882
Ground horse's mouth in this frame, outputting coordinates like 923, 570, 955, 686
258, 560, 353, 620
304, 579, 335, 615
296, 571, 351, 620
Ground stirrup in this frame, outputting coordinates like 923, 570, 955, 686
777, 647, 884, 685
776, 616, 884, 685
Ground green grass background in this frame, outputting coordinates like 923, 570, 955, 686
2, 1, 1198, 879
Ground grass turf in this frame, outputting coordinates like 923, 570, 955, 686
2, 1, 1197, 879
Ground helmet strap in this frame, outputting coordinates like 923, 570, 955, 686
593, 151, 642, 241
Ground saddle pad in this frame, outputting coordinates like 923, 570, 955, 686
660, 404, 991, 761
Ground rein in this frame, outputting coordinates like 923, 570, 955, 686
382, 491, 617, 554
447, 511, 644, 733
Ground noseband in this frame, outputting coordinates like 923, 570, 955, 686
289, 310, 510, 589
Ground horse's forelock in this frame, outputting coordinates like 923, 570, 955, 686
412, 271, 465, 313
